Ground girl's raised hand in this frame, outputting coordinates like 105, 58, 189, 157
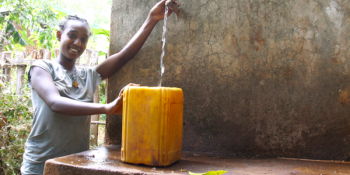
149, 0, 179, 21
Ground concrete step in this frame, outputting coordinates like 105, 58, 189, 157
44, 145, 350, 175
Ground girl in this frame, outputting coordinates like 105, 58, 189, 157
21, 0, 179, 174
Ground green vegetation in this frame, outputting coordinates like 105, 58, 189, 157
0, 0, 59, 51
0, 67, 33, 175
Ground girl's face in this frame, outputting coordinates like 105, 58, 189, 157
57, 20, 90, 60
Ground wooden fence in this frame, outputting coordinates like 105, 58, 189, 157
0, 48, 105, 146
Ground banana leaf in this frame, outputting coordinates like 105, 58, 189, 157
50, 5, 71, 19
50, 5, 110, 38
5, 21, 27, 46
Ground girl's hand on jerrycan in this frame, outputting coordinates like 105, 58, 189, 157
106, 83, 140, 115
149, 0, 180, 21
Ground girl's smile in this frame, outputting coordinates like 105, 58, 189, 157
57, 20, 90, 60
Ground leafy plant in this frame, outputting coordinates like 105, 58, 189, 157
0, 0, 59, 52
0, 18, 27, 51
0, 68, 33, 175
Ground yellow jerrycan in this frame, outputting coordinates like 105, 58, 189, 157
121, 86, 184, 166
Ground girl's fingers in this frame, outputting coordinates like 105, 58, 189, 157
132, 83, 140, 87
128, 83, 140, 87
171, 0, 179, 6
118, 83, 140, 97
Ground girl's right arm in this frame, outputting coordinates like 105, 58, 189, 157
31, 66, 123, 116
95, 0, 179, 80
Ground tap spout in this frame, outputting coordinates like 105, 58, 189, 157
165, 0, 181, 16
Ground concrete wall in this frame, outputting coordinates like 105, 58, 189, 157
106, 0, 350, 160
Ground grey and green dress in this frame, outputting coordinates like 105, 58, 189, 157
21, 60, 102, 174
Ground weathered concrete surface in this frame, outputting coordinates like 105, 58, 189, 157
43, 146, 350, 175
107, 0, 350, 160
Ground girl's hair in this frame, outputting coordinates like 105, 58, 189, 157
58, 15, 93, 36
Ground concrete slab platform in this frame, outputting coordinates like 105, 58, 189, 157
44, 146, 350, 175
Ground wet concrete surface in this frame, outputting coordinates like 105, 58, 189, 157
44, 145, 350, 175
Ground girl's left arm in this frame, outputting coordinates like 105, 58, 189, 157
96, 0, 178, 80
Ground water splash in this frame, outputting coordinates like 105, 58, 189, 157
159, 5, 169, 87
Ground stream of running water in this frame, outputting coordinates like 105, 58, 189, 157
158, 5, 169, 87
